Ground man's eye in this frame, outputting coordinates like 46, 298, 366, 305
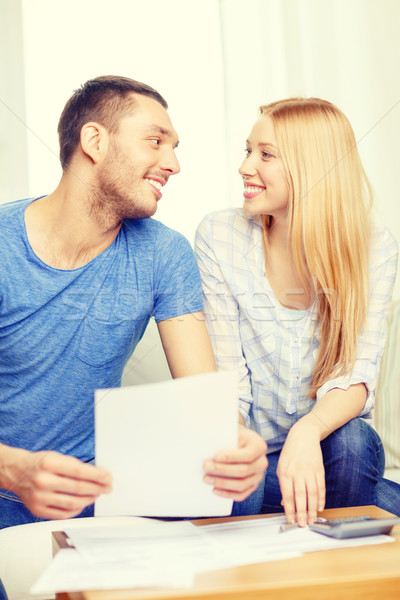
149, 138, 161, 145
244, 148, 251, 156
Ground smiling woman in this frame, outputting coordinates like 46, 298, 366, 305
195, 96, 400, 523
240, 115, 290, 224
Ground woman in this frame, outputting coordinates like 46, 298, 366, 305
195, 97, 400, 523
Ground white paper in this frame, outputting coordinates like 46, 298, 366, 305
65, 519, 206, 564
31, 515, 395, 595
199, 515, 395, 569
30, 548, 195, 594
95, 371, 238, 517
31, 520, 210, 594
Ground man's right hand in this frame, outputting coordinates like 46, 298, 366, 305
0, 444, 112, 520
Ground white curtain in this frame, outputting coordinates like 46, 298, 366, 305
1, 0, 399, 294
0, 0, 28, 203
219, 0, 400, 292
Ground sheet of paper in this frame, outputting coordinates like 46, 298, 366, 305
31, 515, 395, 595
95, 370, 238, 517
31, 520, 211, 595
65, 519, 206, 564
198, 515, 395, 570
30, 548, 195, 594
67, 518, 300, 574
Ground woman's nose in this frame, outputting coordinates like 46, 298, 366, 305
238, 156, 256, 177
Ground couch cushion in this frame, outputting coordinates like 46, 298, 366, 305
0, 516, 144, 600
375, 301, 400, 468
122, 318, 171, 386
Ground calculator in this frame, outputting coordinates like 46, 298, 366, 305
309, 516, 400, 539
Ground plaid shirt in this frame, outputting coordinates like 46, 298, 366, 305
195, 208, 398, 453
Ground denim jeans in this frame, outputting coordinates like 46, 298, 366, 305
0, 494, 94, 530
232, 417, 400, 517
0, 458, 97, 530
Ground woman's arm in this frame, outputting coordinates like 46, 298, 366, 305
316, 227, 398, 413
278, 226, 398, 526
277, 383, 366, 526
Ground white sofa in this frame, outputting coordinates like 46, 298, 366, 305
374, 301, 400, 484
0, 516, 144, 600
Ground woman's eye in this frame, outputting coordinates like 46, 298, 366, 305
244, 148, 251, 156
262, 152, 273, 159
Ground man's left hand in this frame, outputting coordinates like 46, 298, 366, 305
203, 425, 268, 501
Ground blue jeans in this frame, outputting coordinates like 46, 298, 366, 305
232, 418, 400, 517
0, 457, 97, 530
0, 494, 94, 530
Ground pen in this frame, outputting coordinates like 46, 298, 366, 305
279, 517, 326, 533
279, 523, 299, 533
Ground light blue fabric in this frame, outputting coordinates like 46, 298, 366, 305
0, 197, 203, 508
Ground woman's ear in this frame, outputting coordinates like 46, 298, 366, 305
80, 121, 109, 164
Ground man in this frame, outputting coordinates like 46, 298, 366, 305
0, 75, 267, 528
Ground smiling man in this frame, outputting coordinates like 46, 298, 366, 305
0, 76, 267, 528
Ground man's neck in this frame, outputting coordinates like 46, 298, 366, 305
24, 178, 122, 270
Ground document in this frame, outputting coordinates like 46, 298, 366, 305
199, 515, 395, 567
31, 515, 394, 595
32, 520, 204, 594
30, 547, 195, 594
95, 370, 238, 517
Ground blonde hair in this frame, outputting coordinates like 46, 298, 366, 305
259, 98, 372, 398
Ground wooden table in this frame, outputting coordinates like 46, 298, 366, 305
56, 506, 400, 600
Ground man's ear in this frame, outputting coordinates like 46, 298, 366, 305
80, 122, 109, 164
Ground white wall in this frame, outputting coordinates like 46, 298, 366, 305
21, 0, 228, 245
1, 0, 399, 296
0, 0, 28, 203
219, 0, 400, 297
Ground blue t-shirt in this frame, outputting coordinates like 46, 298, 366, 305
0, 197, 203, 465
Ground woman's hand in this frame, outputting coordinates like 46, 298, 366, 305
276, 420, 325, 526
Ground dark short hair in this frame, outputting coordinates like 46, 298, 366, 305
57, 75, 168, 168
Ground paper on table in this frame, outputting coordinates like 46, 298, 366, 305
30, 518, 295, 595
31, 520, 207, 595
31, 515, 394, 595
30, 548, 195, 595
95, 370, 238, 517
65, 519, 207, 564
198, 515, 395, 570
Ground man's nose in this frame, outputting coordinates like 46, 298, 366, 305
160, 150, 180, 175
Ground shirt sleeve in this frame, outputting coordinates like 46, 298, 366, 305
152, 228, 204, 322
316, 226, 399, 415
195, 215, 254, 425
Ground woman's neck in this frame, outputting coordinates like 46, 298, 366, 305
264, 221, 314, 310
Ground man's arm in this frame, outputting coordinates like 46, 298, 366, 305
0, 442, 112, 520
157, 312, 216, 376
157, 312, 268, 502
